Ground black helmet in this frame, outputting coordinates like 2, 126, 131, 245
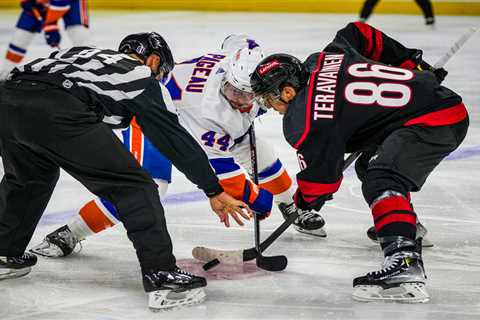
250, 53, 306, 98
118, 32, 174, 76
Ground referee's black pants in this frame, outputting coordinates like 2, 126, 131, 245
0, 80, 176, 272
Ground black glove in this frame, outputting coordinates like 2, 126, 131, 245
410, 50, 448, 84
294, 189, 332, 211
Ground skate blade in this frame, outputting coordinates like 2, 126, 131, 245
148, 288, 206, 311
352, 282, 430, 303
30, 241, 64, 258
294, 225, 327, 238
0, 267, 31, 281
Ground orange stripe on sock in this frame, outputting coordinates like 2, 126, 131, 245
6, 51, 23, 63
130, 118, 143, 164
259, 170, 292, 195
79, 200, 115, 233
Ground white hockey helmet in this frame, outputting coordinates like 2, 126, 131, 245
221, 46, 264, 110
221, 34, 259, 53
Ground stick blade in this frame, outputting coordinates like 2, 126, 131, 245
192, 246, 243, 265
257, 255, 288, 272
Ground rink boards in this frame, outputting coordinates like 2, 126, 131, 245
0, 0, 480, 15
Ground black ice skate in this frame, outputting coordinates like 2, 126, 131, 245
0, 252, 37, 280
30, 225, 79, 257
143, 266, 207, 310
352, 237, 429, 303
366, 222, 433, 247
279, 202, 326, 237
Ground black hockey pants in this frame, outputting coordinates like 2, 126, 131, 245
0, 80, 176, 271
355, 118, 469, 240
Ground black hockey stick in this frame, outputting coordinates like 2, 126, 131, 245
248, 123, 288, 271
194, 151, 361, 270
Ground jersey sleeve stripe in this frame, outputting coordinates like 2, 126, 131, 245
209, 157, 241, 175
297, 177, 342, 200
218, 174, 247, 200
371, 29, 384, 61
353, 22, 373, 58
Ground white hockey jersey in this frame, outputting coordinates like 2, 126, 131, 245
162, 43, 293, 208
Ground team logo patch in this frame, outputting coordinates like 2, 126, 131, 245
258, 60, 280, 75
62, 80, 73, 89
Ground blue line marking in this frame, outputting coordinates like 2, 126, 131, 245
37, 145, 480, 226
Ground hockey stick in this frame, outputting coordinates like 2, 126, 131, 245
194, 151, 361, 270
433, 26, 478, 69
248, 123, 288, 271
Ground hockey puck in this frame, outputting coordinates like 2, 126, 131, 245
203, 258, 220, 271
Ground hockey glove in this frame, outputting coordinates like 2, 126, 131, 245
403, 50, 448, 84
294, 189, 332, 211
43, 23, 61, 47
243, 182, 273, 220
21, 1, 34, 12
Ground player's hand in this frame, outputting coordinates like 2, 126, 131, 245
21, 1, 34, 11
43, 23, 61, 47
432, 67, 448, 84
209, 192, 251, 227
244, 185, 273, 219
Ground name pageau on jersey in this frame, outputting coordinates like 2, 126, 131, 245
163, 43, 293, 209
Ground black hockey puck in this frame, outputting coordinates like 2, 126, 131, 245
203, 258, 220, 271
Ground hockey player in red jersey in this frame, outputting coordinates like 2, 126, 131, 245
250, 22, 469, 303
0, 0, 90, 80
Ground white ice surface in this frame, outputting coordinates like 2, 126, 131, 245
0, 10, 479, 320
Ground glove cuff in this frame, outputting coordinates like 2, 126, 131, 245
243, 183, 273, 215
43, 23, 58, 32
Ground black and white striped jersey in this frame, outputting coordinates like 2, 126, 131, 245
10, 46, 223, 196
11, 46, 167, 124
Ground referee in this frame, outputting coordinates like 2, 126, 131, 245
0, 32, 250, 309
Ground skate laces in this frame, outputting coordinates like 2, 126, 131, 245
297, 210, 318, 223
174, 267, 194, 278
369, 252, 404, 277
369, 251, 419, 277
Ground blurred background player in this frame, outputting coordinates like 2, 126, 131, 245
0, 0, 90, 81
250, 22, 468, 302
31, 34, 327, 258
359, 0, 435, 26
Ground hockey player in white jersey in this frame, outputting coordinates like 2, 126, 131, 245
31, 35, 327, 258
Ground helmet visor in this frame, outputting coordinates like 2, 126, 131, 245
254, 89, 282, 109
221, 81, 255, 109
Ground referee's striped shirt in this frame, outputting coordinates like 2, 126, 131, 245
9, 46, 222, 196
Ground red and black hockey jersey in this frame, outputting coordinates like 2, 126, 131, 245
283, 22, 468, 205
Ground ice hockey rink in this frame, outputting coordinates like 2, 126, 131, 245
0, 9, 479, 320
